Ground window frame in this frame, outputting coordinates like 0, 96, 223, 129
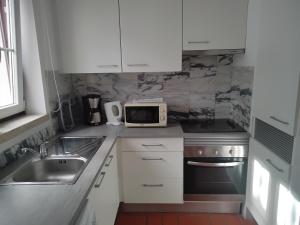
0, 0, 24, 120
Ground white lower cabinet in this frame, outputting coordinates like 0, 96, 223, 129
120, 138, 184, 204
246, 138, 291, 225
88, 145, 120, 225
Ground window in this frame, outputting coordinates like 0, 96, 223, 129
0, 0, 24, 119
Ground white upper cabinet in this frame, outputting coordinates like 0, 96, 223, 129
55, 0, 122, 73
119, 0, 182, 72
183, 0, 248, 50
252, 0, 300, 136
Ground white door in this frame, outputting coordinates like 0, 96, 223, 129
55, 0, 122, 73
252, 0, 300, 136
89, 146, 120, 225
183, 0, 248, 50
119, 0, 182, 72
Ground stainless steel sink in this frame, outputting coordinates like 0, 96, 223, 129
12, 157, 87, 184
1, 136, 105, 185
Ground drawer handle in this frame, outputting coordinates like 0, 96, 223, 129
94, 172, 105, 188
142, 144, 164, 147
127, 64, 149, 67
97, 65, 119, 68
142, 157, 164, 161
266, 159, 284, 173
105, 155, 113, 167
188, 41, 210, 44
270, 116, 289, 125
142, 184, 164, 187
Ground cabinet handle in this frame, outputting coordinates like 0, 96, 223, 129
94, 172, 105, 188
127, 64, 149, 67
97, 65, 119, 68
105, 155, 113, 167
266, 159, 284, 173
142, 184, 164, 187
188, 41, 210, 44
142, 144, 164, 147
270, 116, 289, 125
142, 157, 164, 161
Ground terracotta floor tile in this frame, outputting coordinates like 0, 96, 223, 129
225, 214, 243, 225
178, 213, 210, 225
115, 212, 255, 225
163, 213, 178, 225
115, 213, 146, 225
209, 214, 228, 225
240, 219, 257, 225
147, 213, 163, 225
210, 214, 242, 225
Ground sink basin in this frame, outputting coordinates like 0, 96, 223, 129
12, 157, 87, 184
1, 136, 105, 185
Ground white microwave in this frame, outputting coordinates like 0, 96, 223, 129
124, 102, 167, 127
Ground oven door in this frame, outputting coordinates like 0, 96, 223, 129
125, 106, 159, 124
184, 157, 247, 195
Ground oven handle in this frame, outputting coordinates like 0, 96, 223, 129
187, 161, 244, 167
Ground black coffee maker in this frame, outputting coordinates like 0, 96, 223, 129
82, 94, 102, 126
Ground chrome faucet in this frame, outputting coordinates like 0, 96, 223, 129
21, 141, 49, 159
39, 141, 49, 159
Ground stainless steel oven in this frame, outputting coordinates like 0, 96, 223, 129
184, 145, 247, 196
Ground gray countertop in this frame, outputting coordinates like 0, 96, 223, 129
0, 123, 183, 225
67, 122, 183, 138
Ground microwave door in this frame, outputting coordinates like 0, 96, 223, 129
126, 106, 159, 124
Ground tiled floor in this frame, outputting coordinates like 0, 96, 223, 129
115, 213, 256, 225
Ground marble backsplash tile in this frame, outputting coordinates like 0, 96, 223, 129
71, 55, 254, 131
0, 126, 55, 168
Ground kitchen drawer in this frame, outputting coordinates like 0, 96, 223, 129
251, 138, 290, 184
123, 177, 183, 203
122, 151, 183, 179
120, 138, 183, 152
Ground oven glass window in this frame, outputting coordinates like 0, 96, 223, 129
126, 106, 159, 124
184, 157, 247, 195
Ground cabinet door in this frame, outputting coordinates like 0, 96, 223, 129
55, 0, 122, 73
183, 0, 248, 50
252, 0, 300, 136
246, 138, 290, 225
274, 184, 300, 225
89, 146, 120, 225
119, 0, 182, 72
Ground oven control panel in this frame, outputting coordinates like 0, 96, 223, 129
184, 145, 248, 158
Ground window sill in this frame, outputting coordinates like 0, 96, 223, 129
0, 114, 49, 145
